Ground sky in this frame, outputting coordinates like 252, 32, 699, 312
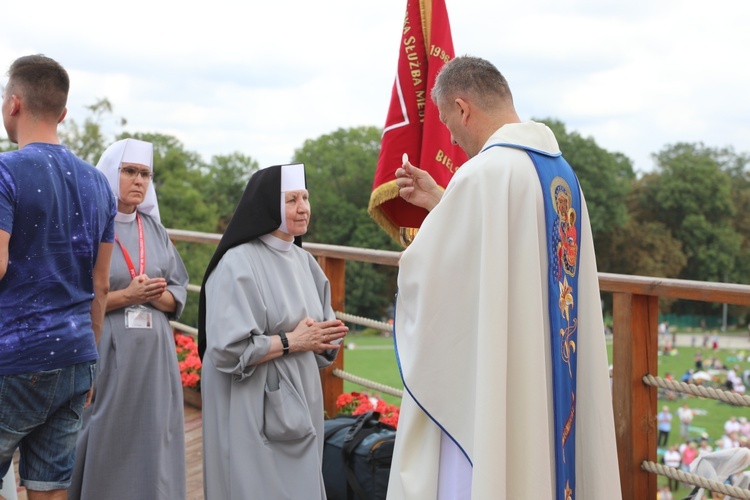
1, 0, 748, 176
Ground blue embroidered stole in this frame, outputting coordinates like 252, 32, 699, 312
485, 143, 582, 500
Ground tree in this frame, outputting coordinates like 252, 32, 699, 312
650, 143, 740, 283
201, 153, 259, 232
605, 219, 687, 278
7, 95, 750, 326
723, 148, 750, 285
541, 118, 633, 236
295, 127, 383, 240
726, 158, 750, 324
622, 143, 745, 317
293, 126, 401, 319
60, 98, 125, 164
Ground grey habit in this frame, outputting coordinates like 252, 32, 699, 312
202, 237, 337, 500
69, 213, 189, 499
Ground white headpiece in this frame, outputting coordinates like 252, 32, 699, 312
96, 138, 160, 222
278, 163, 306, 233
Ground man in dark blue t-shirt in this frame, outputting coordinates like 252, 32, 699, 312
0, 54, 116, 498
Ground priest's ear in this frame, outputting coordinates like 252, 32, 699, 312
455, 97, 471, 126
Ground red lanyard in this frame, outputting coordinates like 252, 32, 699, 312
114, 213, 145, 279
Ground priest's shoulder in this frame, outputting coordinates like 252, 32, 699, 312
455, 147, 538, 186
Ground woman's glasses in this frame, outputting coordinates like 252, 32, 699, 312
119, 166, 154, 180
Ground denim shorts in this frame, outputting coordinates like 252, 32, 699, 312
0, 360, 96, 491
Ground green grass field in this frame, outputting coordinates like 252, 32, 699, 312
341, 329, 750, 497
644, 338, 750, 496
341, 330, 403, 406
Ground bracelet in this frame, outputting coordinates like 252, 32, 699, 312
279, 331, 290, 356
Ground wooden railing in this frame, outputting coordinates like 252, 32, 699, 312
167, 228, 750, 500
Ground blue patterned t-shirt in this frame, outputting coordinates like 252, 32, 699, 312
0, 143, 116, 374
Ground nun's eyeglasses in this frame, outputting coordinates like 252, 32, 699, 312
119, 166, 154, 180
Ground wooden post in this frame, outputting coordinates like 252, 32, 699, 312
612, 292, 659, 500
318, 256, 346, 419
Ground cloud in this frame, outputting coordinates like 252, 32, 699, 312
0, 0, 748, 174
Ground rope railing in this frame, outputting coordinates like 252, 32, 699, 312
335, 311, 393, 332
641, 461, 750, 499
332, 311, 401, 397
171, 321, 198, 337
642, 374, 750, 407
332, 368, 403, 398
640, 373, 750, 494
171, 311, 395, 343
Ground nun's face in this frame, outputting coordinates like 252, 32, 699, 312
118, 162, 152, 213
283, 189, 310, 236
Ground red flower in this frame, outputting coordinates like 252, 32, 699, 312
174, 331, 201, 389
335, 391, 399, 429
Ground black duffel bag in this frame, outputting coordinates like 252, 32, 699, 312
322, 411, 396, 500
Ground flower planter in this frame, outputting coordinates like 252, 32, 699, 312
183, 387, 202, 409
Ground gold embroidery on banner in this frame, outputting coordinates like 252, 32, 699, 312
402, 11, 410, 36
435, 149, 458, 173
429, 44, 451, 63
403, 39, 424, 90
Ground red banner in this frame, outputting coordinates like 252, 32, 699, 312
368, 0, 467, 245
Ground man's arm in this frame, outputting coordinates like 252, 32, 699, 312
91, 242, 113, 345
0, 229, 9, 280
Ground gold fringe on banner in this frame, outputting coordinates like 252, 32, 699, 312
367, 180, 402, 244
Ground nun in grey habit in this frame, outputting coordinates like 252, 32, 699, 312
70, 139, 189, 499
198, 163, 348, 500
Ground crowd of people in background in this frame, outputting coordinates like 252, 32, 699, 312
655, 321, 750, 495
661, 355, 750, 402
657, 345, 750, 494
658, 412, 750, 493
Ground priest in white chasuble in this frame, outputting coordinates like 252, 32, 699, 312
387, 56, 622, 500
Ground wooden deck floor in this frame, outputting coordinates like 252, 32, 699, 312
10, 403, 205, 500
185, 403, 205, 500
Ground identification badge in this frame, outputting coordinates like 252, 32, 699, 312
125, 305, 153, 329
